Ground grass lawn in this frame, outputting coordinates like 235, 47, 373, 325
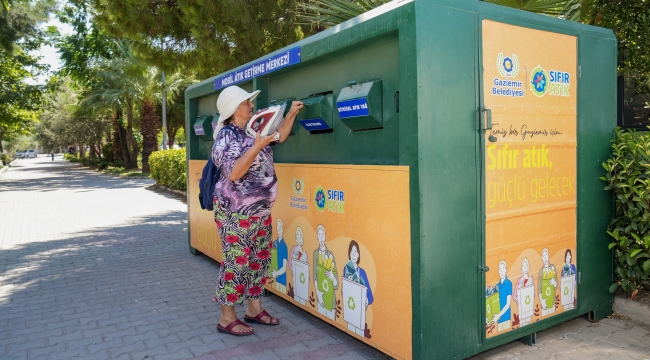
102, 166, 150, 178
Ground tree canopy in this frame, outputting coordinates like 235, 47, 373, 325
77, 0, 307, 79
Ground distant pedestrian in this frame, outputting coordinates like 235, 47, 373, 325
211, 85, 303, 336
51, 152, 54, 161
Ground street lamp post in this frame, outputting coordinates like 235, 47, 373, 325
161, 70, 168, 150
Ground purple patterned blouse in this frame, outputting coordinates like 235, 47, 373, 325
212, 124, 278, 216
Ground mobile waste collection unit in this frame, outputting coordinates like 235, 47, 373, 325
184, 0, 617, 358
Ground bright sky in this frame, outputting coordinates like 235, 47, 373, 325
28, 12, 74, 84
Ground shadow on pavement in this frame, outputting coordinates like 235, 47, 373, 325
0, 163, 151, 192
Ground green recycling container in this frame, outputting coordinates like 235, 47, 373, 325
185, 0, 617, 358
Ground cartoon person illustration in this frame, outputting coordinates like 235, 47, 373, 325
560, 249, 577, 310
492, 260, 512, 332
313, 224, 338, 320
271, 219, 288, 294
290, 226, 309, 305
289, 226, 308, 271
513, 258, 535, 326
343, 240, 374, 336
538, 248, 558, 316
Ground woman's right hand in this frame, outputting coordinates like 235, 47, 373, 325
253, 130, 278, 151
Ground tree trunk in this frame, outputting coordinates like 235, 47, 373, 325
140, 100, 160, 173
0, 134, 4, 153
168, 127, 177, 149
112, 110, 128, 166
79, 144, 85, 158
125, 98, 139, 169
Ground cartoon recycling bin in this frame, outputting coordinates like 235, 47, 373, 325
184, 0, 616, 358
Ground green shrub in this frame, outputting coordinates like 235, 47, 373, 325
97, 161, 110, 170
602, 128, 650, 294
1, 153, 10, 166
79, 157, 101, 167
102, 142, 114, 163
149, 148, 186, 191
63, 153, 76, 161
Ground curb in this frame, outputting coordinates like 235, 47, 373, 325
0, 160, 13, 176
613, 295, 650, 327
153, 184, 187, 197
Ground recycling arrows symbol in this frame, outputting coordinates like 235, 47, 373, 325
546, 287, 552, 297
299, 273, 305, 284
525, 295, 531, 305
564, 286, 569, 296
322, 279, 329, 292
347, 296, 356, 310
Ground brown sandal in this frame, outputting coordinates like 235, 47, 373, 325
217, 319, 254, 336
244, 309, 280, 326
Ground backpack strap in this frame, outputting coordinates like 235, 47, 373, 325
218, 125, 240, 143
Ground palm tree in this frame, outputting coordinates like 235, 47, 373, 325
82, 41, 144, 169
296, 0, 597, 27
296, 0, 390, 28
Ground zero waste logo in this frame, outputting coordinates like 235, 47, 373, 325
530, 65, 571, 97
530, 66, 549, 97
314, 186, 326, 212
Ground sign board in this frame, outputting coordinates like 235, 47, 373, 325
298, 119, 331, 131
482, 20, 578, 338
337, 98, 370, 118
214, 47, 301, 90
193, 124, 205, 136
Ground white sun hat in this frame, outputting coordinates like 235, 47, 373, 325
213, 85, 261, 140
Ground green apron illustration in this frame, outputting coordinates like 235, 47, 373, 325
486, 292, 500, 325
270, 246, 279, 274
542, 278, 555, 309
317, 264, 334, 311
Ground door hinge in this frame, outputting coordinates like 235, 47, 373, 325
578, 66, 582, 78
481, 108, 497, 142
479, 265, 490, 273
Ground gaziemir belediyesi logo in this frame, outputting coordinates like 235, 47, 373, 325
290, 178, 307, 210
493, 53, 524, 98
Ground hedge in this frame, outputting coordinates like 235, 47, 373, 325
149, 148, 187, 191
602, 128, 650, 295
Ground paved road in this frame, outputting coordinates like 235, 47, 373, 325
1, 156, 649, 360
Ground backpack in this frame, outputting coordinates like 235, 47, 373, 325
198, 127, 239, 211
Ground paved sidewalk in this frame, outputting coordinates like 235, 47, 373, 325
1, 156, 649, 360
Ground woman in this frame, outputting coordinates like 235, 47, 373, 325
343, 240, 374, 336
212, 85, 303, 336
343, 240, 374, 309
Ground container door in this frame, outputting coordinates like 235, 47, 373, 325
479, 19, 579, 340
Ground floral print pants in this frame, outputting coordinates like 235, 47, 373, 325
214, 202, 273, 306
